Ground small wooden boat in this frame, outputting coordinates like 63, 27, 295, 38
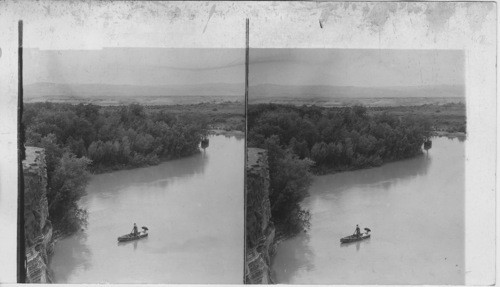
340, 233, 370, 243
117, 231, 148, 242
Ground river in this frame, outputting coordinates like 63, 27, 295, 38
272, 136, 465, 284
50, 134, 244, 283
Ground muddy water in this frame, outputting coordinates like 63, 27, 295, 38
50, 134, 244, 283
272, 137, 465, 284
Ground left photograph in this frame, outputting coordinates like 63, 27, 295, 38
21, 47, 245, 282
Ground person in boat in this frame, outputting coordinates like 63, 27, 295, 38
354, 224, 361, 237
132, 223, 139, 236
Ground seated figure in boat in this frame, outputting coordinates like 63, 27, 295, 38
354, 224, 361, 237
132, 223, 139, 236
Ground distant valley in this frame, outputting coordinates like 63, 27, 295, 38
24, 82, 465, 107
249, 84, 465, 107
24, 82, 244, 105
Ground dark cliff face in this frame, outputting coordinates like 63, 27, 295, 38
245, 148, 275, 284
23, 147, 53, 283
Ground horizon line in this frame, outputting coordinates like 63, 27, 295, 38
25, 82, 465, 89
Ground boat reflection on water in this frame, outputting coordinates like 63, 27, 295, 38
340, 237, 371, 252
117, 236, 149, 251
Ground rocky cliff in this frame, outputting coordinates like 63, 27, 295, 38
23, 147, 53, 283
245, 148, 275, 284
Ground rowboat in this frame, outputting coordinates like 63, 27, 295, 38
340, 233, 370, 243
117, 231, 148, 242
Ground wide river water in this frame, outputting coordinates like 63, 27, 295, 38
50, 134, 244, 283
272, 136, 465, 284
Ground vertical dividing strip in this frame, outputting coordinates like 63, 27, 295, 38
243, 17, 249, 283
18, 20, 26, 283
245, 19, 249, 108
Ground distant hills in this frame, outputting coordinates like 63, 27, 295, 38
25, 82, 465, 105
24, 82, 245, 100
249, 84, 465, 99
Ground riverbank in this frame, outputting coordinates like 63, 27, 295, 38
311, 147, 432, 175
272, 136, 465, 284
258, 132, 449, 282
267, 144, 430, 280
370, 102, 466, 135
210, 129, 245, 137
53, 132, 242, 244
431, 130, 466, 139
23, 101, 245, 278
256, 131, 465, 282
89, 130, 242, 174
50, 134, 244, 283
246, 103, 435, 281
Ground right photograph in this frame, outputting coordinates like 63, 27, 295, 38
245, 48, 465, 284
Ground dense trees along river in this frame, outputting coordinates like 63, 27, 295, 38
24, 102, 209, 233
248, 104, 432, 238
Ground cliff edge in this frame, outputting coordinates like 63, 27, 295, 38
245, 148, 275, 284
23, 147, 53, 283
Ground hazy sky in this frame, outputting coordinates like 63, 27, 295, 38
25, 48, 463, 87
250, 49, 464, 87
25, 48, 245, 86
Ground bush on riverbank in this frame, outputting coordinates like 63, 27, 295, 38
264, 136, 313, 236
24, 102, 210, 233
49, 153, 92, 233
